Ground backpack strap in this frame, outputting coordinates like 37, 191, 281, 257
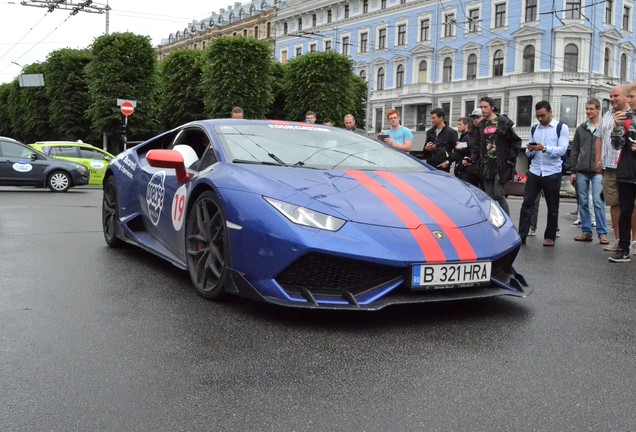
531, 122, 563, 141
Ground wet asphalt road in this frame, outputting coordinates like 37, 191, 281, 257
0, 186, 634, 432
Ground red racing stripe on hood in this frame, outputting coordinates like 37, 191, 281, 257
345, 170, 446, 262
376, 171, 477, 261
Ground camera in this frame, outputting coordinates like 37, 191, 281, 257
625, 111, 633, 120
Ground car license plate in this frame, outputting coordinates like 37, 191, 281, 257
411, 262, 491, 289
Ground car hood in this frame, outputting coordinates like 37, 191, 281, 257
222, 166, 488, 228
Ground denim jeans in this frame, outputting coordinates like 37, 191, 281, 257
575, 173, 607, 237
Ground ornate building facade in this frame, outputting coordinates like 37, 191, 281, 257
273, 0, 635, 142
155, 0, 281, 60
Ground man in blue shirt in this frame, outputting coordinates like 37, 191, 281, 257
378, 109, 413, 152
518, 100, 570, 246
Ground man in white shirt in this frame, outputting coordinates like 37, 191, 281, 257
518, 100, 569, 246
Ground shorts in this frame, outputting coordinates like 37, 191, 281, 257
602, 170, 619, 206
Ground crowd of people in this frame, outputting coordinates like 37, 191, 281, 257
229, 86, 636, 263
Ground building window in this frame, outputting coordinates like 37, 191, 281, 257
229, 12, 235, 23
523, 45, 535, 72
267, 22, 272, 38
443, 57, 452, 82
296, 47, 302, 57
363, 0, 368, 14
342, 36, 350, 55
560, 96, 578, 128
397, 24, 406, 45
441, 103, 451, 123
360, 70, 367, 81
312, 14, 317, 26
325, 40, 332, 52
297, 18, 303, 31
494, 3, 506, 28
604, 48, 611, 76
344, 5, 349, 18
396, 64, 405, 88
525, 0, 537, 22
254, 26, 259, 38
468, 9, 479, 33
378, 28, 387, 49
418, 60, 427, 82
493, 50, 504, 76
620, 53, 628, 81
420, 19, 430, 41
465, 100, 475, 117
243, 29, 248, 37
517, 96, 533, 127
239, 9, 245, 20
606, 0, 613, 24
381, 0, 387, 9
444, 13, 455, 37
283, 22, 288, 35
623, 6, 630, 30
310, 43, 316, 52
467, 54, 477, 80
327, 10, 332, 23
377, 67, 385, 90
281, 50, 288, 63
250, 5, 256, 16
564, 43, 578, 72
360, 32, 368, 53
565, 0, 581, 19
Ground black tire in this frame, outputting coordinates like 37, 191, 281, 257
47, 170, 71, 192
102, 176, 124, 248
186, 191, 229, 300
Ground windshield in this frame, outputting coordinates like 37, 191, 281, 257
213, 123, 430, 172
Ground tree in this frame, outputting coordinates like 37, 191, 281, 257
45, 48, 93, 142
349, 75, 367, 130
157, 49, 205, 130
284, 52, 357, 126
202, 37, 273, 119
0, 83, 13, 137
266, 61, 287, 120
85, 32, 158, 153
10, 63, 52, 143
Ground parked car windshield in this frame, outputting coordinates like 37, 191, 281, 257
213, 123, 430, 172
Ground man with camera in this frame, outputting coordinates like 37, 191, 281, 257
518, 100, 569, 246
606, 83, 636, 262
595, 85, 636, 255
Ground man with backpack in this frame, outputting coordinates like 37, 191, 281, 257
518, 100, 570, 246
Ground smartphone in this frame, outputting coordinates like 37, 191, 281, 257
456, 142, 468, 149
378, 134, 390, 140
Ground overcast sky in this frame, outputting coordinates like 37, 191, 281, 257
0, 0, 234, 84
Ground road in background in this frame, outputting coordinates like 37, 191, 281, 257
1, 187, 634, 431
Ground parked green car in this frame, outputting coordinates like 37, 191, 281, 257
29, 141, 114, 185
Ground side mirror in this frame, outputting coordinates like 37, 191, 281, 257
30, 152, 38, 161
146, 149, 189, 183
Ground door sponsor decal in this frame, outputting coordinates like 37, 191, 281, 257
147, 171, 166, 226
171, 185, 187, 231
13, 161, 33, 172
90, 160, 105, 169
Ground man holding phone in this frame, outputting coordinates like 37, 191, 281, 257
378, 109, 413, 151
595, 85, 636, 254
518, 100, 569, 246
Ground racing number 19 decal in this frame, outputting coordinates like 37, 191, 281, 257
172, 185, 187, 231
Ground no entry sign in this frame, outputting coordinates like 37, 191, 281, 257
120, 101, 134, 116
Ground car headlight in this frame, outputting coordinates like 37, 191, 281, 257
488, 200, 506, 228
72, 163, 88, 174
264, 197, 346, 231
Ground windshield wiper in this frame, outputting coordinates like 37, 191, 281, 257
232, 159, 285, 166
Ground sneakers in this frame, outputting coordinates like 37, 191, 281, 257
570, 219, 581, 227
603, 240, 620, 251
528, 228, 536, 236
592, 221, 597, 228
608, 250, 631, 262
556, 228, 561, 238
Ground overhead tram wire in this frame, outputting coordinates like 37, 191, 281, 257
0, 10, 50, 64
